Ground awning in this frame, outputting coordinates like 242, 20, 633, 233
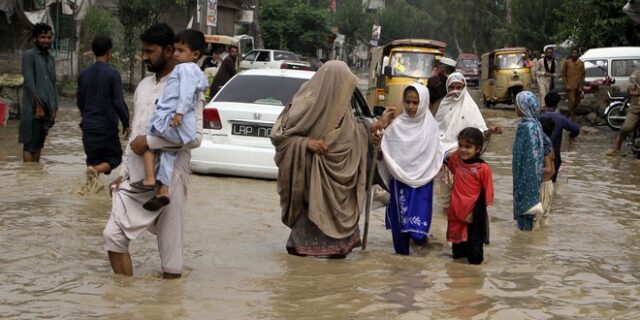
218, 0, 243, 11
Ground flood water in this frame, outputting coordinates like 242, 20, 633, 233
1, 95, 640, 319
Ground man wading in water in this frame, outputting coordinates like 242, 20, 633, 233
102, 24, 204, 278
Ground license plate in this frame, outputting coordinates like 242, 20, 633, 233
231, 123, 272, 137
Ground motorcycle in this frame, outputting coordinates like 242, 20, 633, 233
603, 91, 629, 130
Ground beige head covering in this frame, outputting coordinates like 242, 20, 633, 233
270, 60, 368, 239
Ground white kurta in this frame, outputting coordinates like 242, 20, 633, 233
535, 58, 558, 108
103, 73, 204, 274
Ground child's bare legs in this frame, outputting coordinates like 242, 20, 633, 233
140, 149, 174, 211
143, 150, 170, 198
142, 149, 157, 187
157, 184, 170, 198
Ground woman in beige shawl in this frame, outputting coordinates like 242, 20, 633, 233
271, 61, 393, 258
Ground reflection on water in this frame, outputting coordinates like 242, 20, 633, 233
1, 98, 639, 319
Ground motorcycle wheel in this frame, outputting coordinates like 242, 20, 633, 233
605, 104, 627, 130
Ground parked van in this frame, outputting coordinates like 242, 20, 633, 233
578, 47, 640, 112
581, 47, 640, 90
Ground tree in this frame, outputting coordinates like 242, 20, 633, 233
333, 0, 369, 47
556, 0, 640, 49
259, 0, 331, 57
117, 0, 184, 91
493, 0, 558, 52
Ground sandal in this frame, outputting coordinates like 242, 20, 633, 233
143, 196, 170, 211
130, 180, 157, 191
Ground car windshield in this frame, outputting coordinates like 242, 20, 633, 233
584, 60, 608, 77
213, 75, 307, 106
274, 51, 298, 61
495, 53, 527, 69
457, 59, 477, 68
389, 52, 435, 78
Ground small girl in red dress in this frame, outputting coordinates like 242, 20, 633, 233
445, 127, 494, 264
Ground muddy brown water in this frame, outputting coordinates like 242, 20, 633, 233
1, 96, 639, 319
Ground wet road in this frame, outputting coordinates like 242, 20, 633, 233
1, 95, 640, 319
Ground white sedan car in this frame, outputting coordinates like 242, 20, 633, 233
190, 68, 374, 179
240, 49, 313, 71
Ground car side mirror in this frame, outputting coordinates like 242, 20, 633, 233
383, 66, 392, 77
373, 106, 385, 117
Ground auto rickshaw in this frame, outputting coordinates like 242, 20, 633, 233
367, 39, 447, 113
480, 47, 533, 107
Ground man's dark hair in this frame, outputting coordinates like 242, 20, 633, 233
544, 91, 561, 108
140, 23, 175, 48
458, 127, 485, 150
228, 45, 238, 51
32, 23, 52, 39
174, 29, 205, 55
539, 117, 556, 137
571, 47, 580, 54
92, 35, 113, 57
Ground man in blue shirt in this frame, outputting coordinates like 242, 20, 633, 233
77, 36, 131, 177
539, 92, 580, 182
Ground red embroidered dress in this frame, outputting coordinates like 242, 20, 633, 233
446, 151, 494, 243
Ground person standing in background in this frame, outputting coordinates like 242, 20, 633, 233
535, 47, 557, 108
562, 48, 586, 121
77, 35, 131, 179
19, 23, 58, 162
209, 45, 238, 98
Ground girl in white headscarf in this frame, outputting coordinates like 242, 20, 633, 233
379, 83, 444, 255
435, 72, 502, 153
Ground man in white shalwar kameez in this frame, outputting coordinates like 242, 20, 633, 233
102, 24, 203, 279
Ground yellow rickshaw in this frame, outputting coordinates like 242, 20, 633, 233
367, 39, 447, 113
480, 47, 534, 107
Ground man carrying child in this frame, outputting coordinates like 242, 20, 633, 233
102, 24, 206, 278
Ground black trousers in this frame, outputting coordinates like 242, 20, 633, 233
452, 240, 484, 265
82, 129, 122, 173
452, 189, 488, 265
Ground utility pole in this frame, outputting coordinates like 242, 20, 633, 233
253, 0, 264, 48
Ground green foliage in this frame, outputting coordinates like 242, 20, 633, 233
555, 0, 640, 49
333, 0, 368, 46
259, 0, 331, 56
80, 6, 125, 70
493, 0, 559, 52
301, 0, 638, 59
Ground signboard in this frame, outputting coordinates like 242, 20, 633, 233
207, 0, 218, 27
235, 10, 254, 24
